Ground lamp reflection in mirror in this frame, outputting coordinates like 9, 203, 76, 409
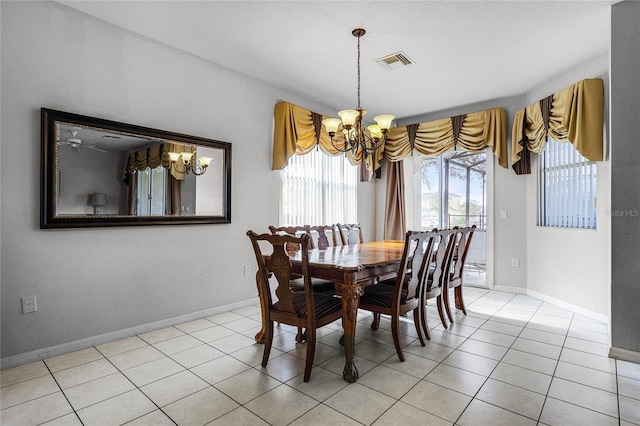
168, 151, 213, 176
88, 192, 107, 214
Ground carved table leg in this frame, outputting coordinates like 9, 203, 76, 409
336, 282, 362, 383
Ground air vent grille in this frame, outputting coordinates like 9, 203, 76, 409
376, 51, 414, 70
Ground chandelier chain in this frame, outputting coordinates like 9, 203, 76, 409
357, 33, 361, 110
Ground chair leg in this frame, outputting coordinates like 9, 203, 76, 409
296, 327, 307, 343
455, 286, 467, 315
413, 308, 426, 346
303, 327, 316, 382
261, 320, 274, 367
371, 312, 381, 330
420, 303, 431, 340
391, 314, 405, 362
443, 284, 455, 324
437, 295, 448, 329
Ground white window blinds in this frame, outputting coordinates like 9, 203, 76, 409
538, 136, 597, 229
280, 149, 358, 226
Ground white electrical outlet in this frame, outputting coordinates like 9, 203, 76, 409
500, 209, 508, 218
22, 295, 37, 314
244, 265, 251, 276
511, 258, 520, 267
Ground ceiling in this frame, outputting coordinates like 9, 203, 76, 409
57, 1, 612, 120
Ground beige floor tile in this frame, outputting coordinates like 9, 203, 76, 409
152, 334, 203, 355
324, 383, 395, 426
566, 327, 608, 344
215, 368, 281, 404
358, 364, 420, 399
425, 329, 468, 348
190, 354, 251, 385
170, 343, 225, 368
223, 317, 264, 333
107, 345, 165, 370
404, 340, 455, 362
563, 336, 610, 356
53, 358, 118, 389
554, 361, 617, 393
290, 403, 362, 426
0, 392, 74, 425
122, 356, 185, 387
424, 364, 486, 396
259, 352, 307, 382
96, 336, 148, 357
401, 380, 471, 422
76, 389, 156, 426
436, 322, 477, 338
0, 361, 50, 388
230, 344, 283, 367
208, 406, 270, 426
618, 375, 640, 400
40, 413, 83, 425
353, 339, 398, 364
457, 399, 536, 426
469, 328, 517, 347
174, 318, 216, 334
206, 311, 246, 324
125, 410, 176, 426
619, 395, 640, 424
519, 327, 566, 346
489, 362, 552, 394
560, 347, 616, 374
548, 377, 618, 417
233, 304, 262, 317
287, 341, 342, 366
44, 347, 104, 372
0, 374, 60, 409
539, 397, 618, 426
190, 324, 237, 342
63, 372, 135, 410
457, 338, 508, 361
138, 326, 185, 344
382, 351, 439, 378
286, 366, 348, 401
618, 360, 640, 380
319, 354, 377, 378
373, 401, 452, 426
140, 370, 209, 407
502, 349, 558, 375
511, 337, 563, 359
209, 333, 259, 353
163, 386, 239, 425
570, 319, 608, 334
476, 378, 545, 420
442, 349, 499, 376
245, 384, 319, 426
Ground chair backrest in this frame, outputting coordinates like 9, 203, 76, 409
428, 229, 457, 291
391, 230, 438, 304
337, 223, 363, 245
247, 230, 314, 316
268, 225, 311, 251
451, 225, 476, 280
308, 225, 335, 250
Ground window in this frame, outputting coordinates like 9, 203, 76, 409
136, 166, 167, 215
280, 149, 358, 226
538, 136, 597, 229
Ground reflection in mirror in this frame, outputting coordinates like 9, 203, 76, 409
42, 108, 231, 228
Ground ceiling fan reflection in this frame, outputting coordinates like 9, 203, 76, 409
57, 130, 107, 153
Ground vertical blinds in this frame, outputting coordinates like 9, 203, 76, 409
280, 149, 358, 226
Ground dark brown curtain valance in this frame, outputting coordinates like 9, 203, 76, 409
511, 78, 604, 174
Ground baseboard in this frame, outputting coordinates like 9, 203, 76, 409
493, 285, 527, 294
1, 298, 257, 370
527, 289, 609, 325
609, 346, 640, 364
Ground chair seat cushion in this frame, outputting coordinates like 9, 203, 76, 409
275, 292, 342, 319
360, 282, 409, 308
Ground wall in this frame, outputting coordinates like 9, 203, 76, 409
610, 0, 640, 355
0, 1, 376, 363
523, 55, 611, 318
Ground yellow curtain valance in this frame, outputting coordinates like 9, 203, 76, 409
123, 142, 195, 183
511, 78, 604, 174
384, 107, 508, 168
272, 101, 508, 174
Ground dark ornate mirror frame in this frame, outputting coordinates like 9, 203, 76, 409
41, 108, 232, 228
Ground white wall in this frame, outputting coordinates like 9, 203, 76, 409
524, 56, 611, 317
0, 1, 376, 362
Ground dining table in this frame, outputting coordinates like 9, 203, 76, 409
254, 240, 406, 383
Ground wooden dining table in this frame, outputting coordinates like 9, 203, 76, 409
255, 240, 406, 383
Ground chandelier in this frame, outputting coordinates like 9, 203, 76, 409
168, 151, 212, 176
322, 28, 394, 156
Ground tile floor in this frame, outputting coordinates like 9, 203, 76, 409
1, 287, 639, 425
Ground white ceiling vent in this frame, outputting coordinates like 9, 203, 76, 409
375, 51, 414, 71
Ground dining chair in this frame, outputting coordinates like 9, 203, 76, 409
308, 225, 336, 250
247, 231, 343, 382
420, 228, 457, 339
443, 225, 476, 321
337, 223, 364, 245
358, 230, 437, 362
268, 225, 311, 251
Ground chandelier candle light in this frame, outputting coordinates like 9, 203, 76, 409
168, 151, 213, 176
322, 28, 394, 156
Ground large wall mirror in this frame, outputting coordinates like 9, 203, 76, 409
41, 108, 231, 228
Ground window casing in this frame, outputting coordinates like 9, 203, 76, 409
538, 136, 597, 229
280, 149, 358, 226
